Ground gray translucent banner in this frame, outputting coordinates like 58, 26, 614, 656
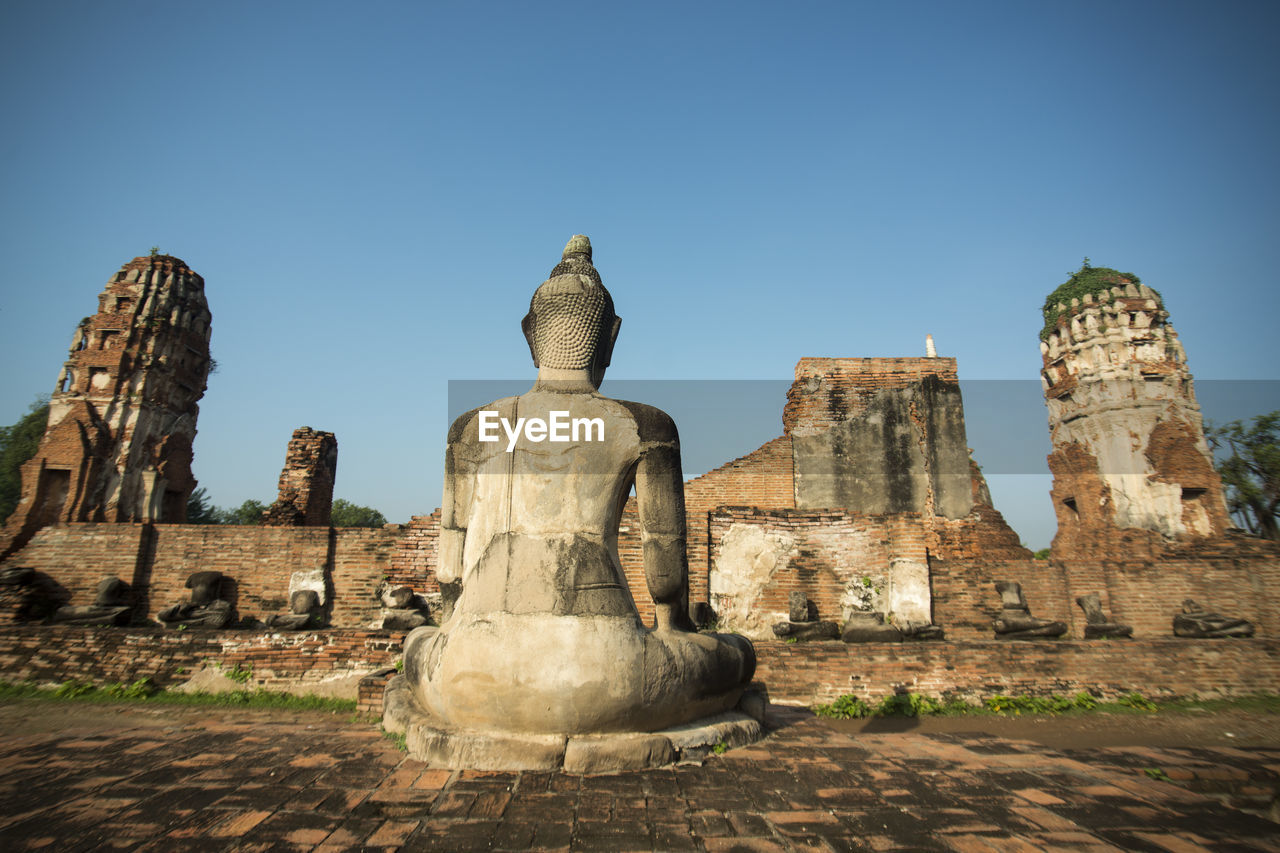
447, 379, 1280, 478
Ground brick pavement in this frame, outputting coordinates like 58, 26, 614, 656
0, 703, 1276, 851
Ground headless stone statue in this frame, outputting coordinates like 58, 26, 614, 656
392, 237, 757, 768
158, 571, 232, 629
992, 580, 1066, 639
1075, 592, 1133, 639
772, 593, 838, 641
265, 590, 320, 631
53, 577, 133, 626
840, 611, 945, 642
1173, 599, 1254, 638
381, 585, 431, 632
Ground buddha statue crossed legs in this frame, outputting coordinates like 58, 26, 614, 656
389, 237, 758, 769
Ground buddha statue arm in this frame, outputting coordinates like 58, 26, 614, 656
437, 411, 477, 586
634, 412, 692, 631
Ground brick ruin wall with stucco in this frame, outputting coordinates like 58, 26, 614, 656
781, 356, 961, 434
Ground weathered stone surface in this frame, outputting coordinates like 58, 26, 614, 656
265, 589, 320, 630
408, 723, 569, 772
841, 611, 903, 643
992, 581, 1066, 639
788, 365, 973, 520
563, 733, 676, 774
1076, 592, 1133, 639
377, 583, 430, 630
382, 585, 415, 608
1041, 271, 1232, 558
1, 255, 211, 559
263, 428, 338, 527
385, 673, 762, 772
158, 571, 232, 630
288, 567, 327, 605
772, 620, 839, 641
53, 577, 132, 626
710, 522, 796, 638
887, 557, 932, 626
394, 237, 757, 762
736, 683, 769, 724
788, 591, 812, 623
381, 609, 429, 631
1173, 599, 1255, 638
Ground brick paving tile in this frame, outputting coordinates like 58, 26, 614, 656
365, 818, 421, 847
703, 838, 792, 852
410, 768, 454, 790
2, 706, 1280, 851
1012, 786, 1067, 805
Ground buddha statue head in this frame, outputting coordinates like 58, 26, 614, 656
521, 235, 622, 389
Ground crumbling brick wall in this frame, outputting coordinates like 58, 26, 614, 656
754, 637, 1280, 705
0, 626, 402, 696
386, 511, 441, 596
618, 435, 796, 625
0, 523, 402, 630
783, 357, 960, 434
262, 427, 338, 527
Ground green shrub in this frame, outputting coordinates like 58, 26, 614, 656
1118, 692, 1158, 712
813, 694, 873, 719
54, 680, 95, 699
1040, 259, 1157, 341
1072, 691, 1098, 711
877, 692, 944, 717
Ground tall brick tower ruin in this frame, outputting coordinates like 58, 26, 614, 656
1, 254, 212, 555
263, 427, 338, 527
1039, 262, 1231, 559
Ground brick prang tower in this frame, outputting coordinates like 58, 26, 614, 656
1039, 266, 1231, 559
2, 254, 212, 556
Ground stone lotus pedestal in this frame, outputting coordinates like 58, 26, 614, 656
385, 236, 762, 771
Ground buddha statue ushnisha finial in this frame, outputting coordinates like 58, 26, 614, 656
563, 234, 591, 259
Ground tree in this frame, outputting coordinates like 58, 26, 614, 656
1208, 411, 1280, 540
224, 499, 267, 525
330, 499, 387, 528
185, 487, 222, 524
0, 400, 50, 524
185, 491, 266, 525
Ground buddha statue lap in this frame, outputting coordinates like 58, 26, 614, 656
1173, 599, 1254, 638
992, 580, 1066, 639
158, 571, 233, 630
53, 577, 133, 626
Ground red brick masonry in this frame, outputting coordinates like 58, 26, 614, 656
1, 627, 1274, 712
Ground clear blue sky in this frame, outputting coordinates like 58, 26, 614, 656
2, 1, 1278, 548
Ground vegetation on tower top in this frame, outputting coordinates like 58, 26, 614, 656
1040, 259, 1159, 341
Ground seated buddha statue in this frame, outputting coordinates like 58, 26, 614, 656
402, 236, 756, 737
